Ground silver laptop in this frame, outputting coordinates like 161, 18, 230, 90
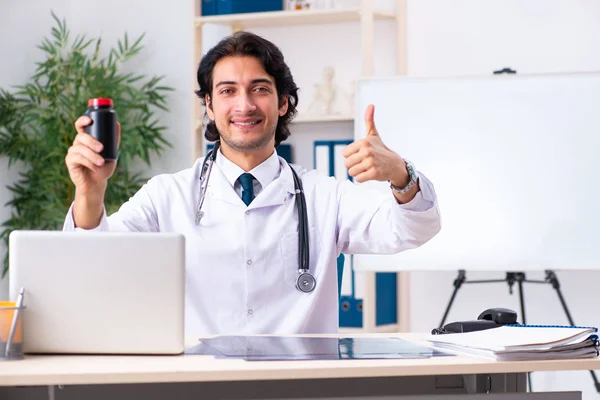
8, 230, 185, 355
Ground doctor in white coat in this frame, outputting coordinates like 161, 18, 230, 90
63, 31, 441, 336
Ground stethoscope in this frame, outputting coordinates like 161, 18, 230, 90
194, 141, 316, 293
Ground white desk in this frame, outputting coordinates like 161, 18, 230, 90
0, 334, 596, 399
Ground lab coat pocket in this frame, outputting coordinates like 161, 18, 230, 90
280, 227, 322, 286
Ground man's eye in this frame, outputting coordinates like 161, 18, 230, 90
220, 89, 233, 94
254, 87, 269, 92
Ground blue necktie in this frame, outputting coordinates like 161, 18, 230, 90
238, 173, 255, 206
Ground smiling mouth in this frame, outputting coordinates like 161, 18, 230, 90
231, 119, 262, 127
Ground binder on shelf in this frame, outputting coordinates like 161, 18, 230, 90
314, 140, 398, 328
201, 0, 217, 16
216, 0, 283, 15
426, 325, 600, 361
277, 143, 293, 163
313, 140, 351, 183
375, 272, 397, 326
339, 254, 362, 328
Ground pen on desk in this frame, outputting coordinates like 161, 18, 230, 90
5, 287, 25, 357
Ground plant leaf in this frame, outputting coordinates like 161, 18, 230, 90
0, 11, 174, 273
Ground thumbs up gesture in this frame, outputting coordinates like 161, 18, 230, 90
343, 104, 409, 183
343, 105, 419, 202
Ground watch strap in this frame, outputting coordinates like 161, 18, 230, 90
389, 160, 417, 195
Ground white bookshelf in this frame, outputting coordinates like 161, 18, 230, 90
190, 0, 407, 161
194, 8, 395, 29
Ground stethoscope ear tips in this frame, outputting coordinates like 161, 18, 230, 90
296, 272, 316, 293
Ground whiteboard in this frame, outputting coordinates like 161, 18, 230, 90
353, 72, 600, 271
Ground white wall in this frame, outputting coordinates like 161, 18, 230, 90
1, 0, 599, 397
408, 0, 600, 76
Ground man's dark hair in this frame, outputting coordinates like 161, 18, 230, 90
195, 31, 299, 147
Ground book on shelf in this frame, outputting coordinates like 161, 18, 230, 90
425, 325, 599, 361
201, 0, 283, 16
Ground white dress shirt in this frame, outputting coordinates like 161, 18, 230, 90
63, 149, 441, 336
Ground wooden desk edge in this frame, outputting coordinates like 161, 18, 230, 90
1, 334, 598, 387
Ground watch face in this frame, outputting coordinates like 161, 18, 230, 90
407, 162, 417, 183
390, 160, 417, 194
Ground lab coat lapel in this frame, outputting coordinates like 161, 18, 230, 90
208, 166, 245, 207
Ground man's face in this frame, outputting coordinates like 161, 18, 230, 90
206, 55, 288, 153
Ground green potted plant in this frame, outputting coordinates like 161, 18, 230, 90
0, 12, 173, 276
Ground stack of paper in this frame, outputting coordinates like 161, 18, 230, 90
425, 325, 599, 361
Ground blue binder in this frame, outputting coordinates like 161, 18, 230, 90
216, 0, 283, 15
201, 0, 217, 15
277, 144, 292, 163
313, 140, 398, 328
339, 254, 362, 328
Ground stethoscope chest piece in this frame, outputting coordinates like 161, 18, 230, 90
197, 145, 317, 293
296, 272, 316, 293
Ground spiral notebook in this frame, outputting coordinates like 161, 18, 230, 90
425, 325, 599, 361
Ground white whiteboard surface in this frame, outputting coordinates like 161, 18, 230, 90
353, 72, 600, 271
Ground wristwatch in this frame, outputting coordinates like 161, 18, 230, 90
389, 159, 418, 195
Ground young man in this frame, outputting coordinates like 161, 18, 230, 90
63, 31, 441, 336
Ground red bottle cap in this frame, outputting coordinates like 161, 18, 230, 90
88, 98, 114, 107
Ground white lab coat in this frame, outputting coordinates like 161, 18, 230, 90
63, 155, 441, 336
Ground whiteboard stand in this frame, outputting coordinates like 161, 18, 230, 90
438, 269, 600, 394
